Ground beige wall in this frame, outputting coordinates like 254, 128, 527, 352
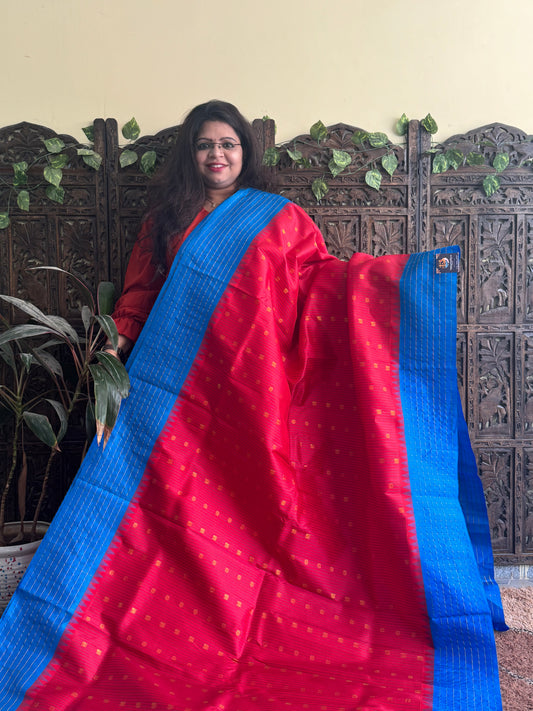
2, 0, 532, 143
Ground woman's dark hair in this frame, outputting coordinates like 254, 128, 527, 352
145, 100, 273, 271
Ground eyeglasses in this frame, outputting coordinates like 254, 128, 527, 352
195, 141, 241, 152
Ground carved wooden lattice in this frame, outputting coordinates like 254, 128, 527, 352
1, 118, 531, 564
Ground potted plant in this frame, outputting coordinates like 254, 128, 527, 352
0, 267, 130, 612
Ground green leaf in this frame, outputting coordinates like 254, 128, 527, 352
432, 153, 449, 174
445, 148, 464, 170
0, 213, 9, 229
17, 190, 30, 212
13, 161, 28, 187
421, 114, 438, 134
19, 352, 33, 372
49, 153, 69, 169
351, 130, 368, 146
381, 153, 399, 177
85, 400, 96, 443
0, 295, 78, 342
46, 398, 68, 443
331, 149, 352, 170
466, 152, 485, 167
328, 159, 344, 178
95, 314, 119, 350
23, 411, 58, 449
43, 166, 63, 188
310, 120, 328, 144
97, 281, 116, 315
96, 351, 130, 398
43, 137, 66, 154
82, 124, 95, 142
286, 148, 303, 163
395, 113, 409, 136
140, 150, 157, 176
121, 117, 141, 141
262, 147, 280, 167
311, 177, 329, 202
77, 148, 102, 170
29, 265, 94, 310
33, 348, 64, 378
493, 152, 510, 173
119, 149, 138, 168
368, 132, 389, 149
45, 185, 65, 204
81, 304, 92, 332
0, 343, 15, 370
483, 174, 501, 197
365, 168, 382, 191
0, 324, 62, 348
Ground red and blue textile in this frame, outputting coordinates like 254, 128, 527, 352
0, 189, 505, 710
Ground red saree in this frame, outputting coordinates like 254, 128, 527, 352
0, 188, 505, 710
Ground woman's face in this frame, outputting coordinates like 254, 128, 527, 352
194, 121, 243, 195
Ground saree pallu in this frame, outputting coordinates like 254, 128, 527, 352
0, 189, 505, 710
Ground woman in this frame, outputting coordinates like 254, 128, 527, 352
0, 101, 505, 711
105, 100, 272, 361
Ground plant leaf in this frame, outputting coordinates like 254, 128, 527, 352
0, 323, 63, 347
44, 166, 63, 187
0, 295, 78, 341
43, 137, 66, 154
19, 352, 34, 372
493, 152, 510, 173
119, 149, 138, 168
122, 117, 141, 141
97, 281, 116, 315
49, 153, 69, 169
365, 168, 382, 191
311, 177, 329, 202
82, 124, 95, 142
13, 161, 28, 187
395, 113, 409, 136
351, 130, 368, 146
29, 266, 94, 311
0, 342, 15, 370
23, 411, 58, 449
33, 348, 64, 378
78, 149, 102, 170
421, 114, 439, 134
483, 174, 501, 197
17, 190, 30, 212
95, 314, 119, 349
81, 304, 92, 332
381, 153, 398, 177
432, 153, 449, 174
89, 364, 109, 445
140, 150, 157, 176
96, 351, 130, 398
286, 148, 303, 163
45, 185, 65, 204
331, 149, 352, 170
0, 213, 10, 229
262, 147, 280, 166
45, 398, 68, 443
466, 152, 485, 167
328, 159, 344, 178
310, 120, 328, 144
445, 148, 464, 170
85, 400, 96, 443
368, 132, 389, 148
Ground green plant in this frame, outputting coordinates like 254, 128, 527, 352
0, 268, 130, 545
0, 118, 157, 229
262, 113, 533, 201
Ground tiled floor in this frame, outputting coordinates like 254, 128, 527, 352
496, 587, 533, 711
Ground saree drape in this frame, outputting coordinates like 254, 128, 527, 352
0, 188, 505, 711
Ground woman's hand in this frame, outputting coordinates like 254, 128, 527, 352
102, 335, 133, 363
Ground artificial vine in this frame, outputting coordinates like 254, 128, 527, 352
0, 118, 157, 230
262, 113, 531, 202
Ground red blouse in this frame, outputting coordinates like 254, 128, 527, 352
112, 210, 208, 342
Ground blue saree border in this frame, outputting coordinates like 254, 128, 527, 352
398, 247, 503, 710
0, 188, 289, 710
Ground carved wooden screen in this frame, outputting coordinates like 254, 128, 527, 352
2, 117, 531, 564
0, 120, 109, 519
417, 124, 533, 564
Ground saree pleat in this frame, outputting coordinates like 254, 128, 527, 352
0, 189, 504, 710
